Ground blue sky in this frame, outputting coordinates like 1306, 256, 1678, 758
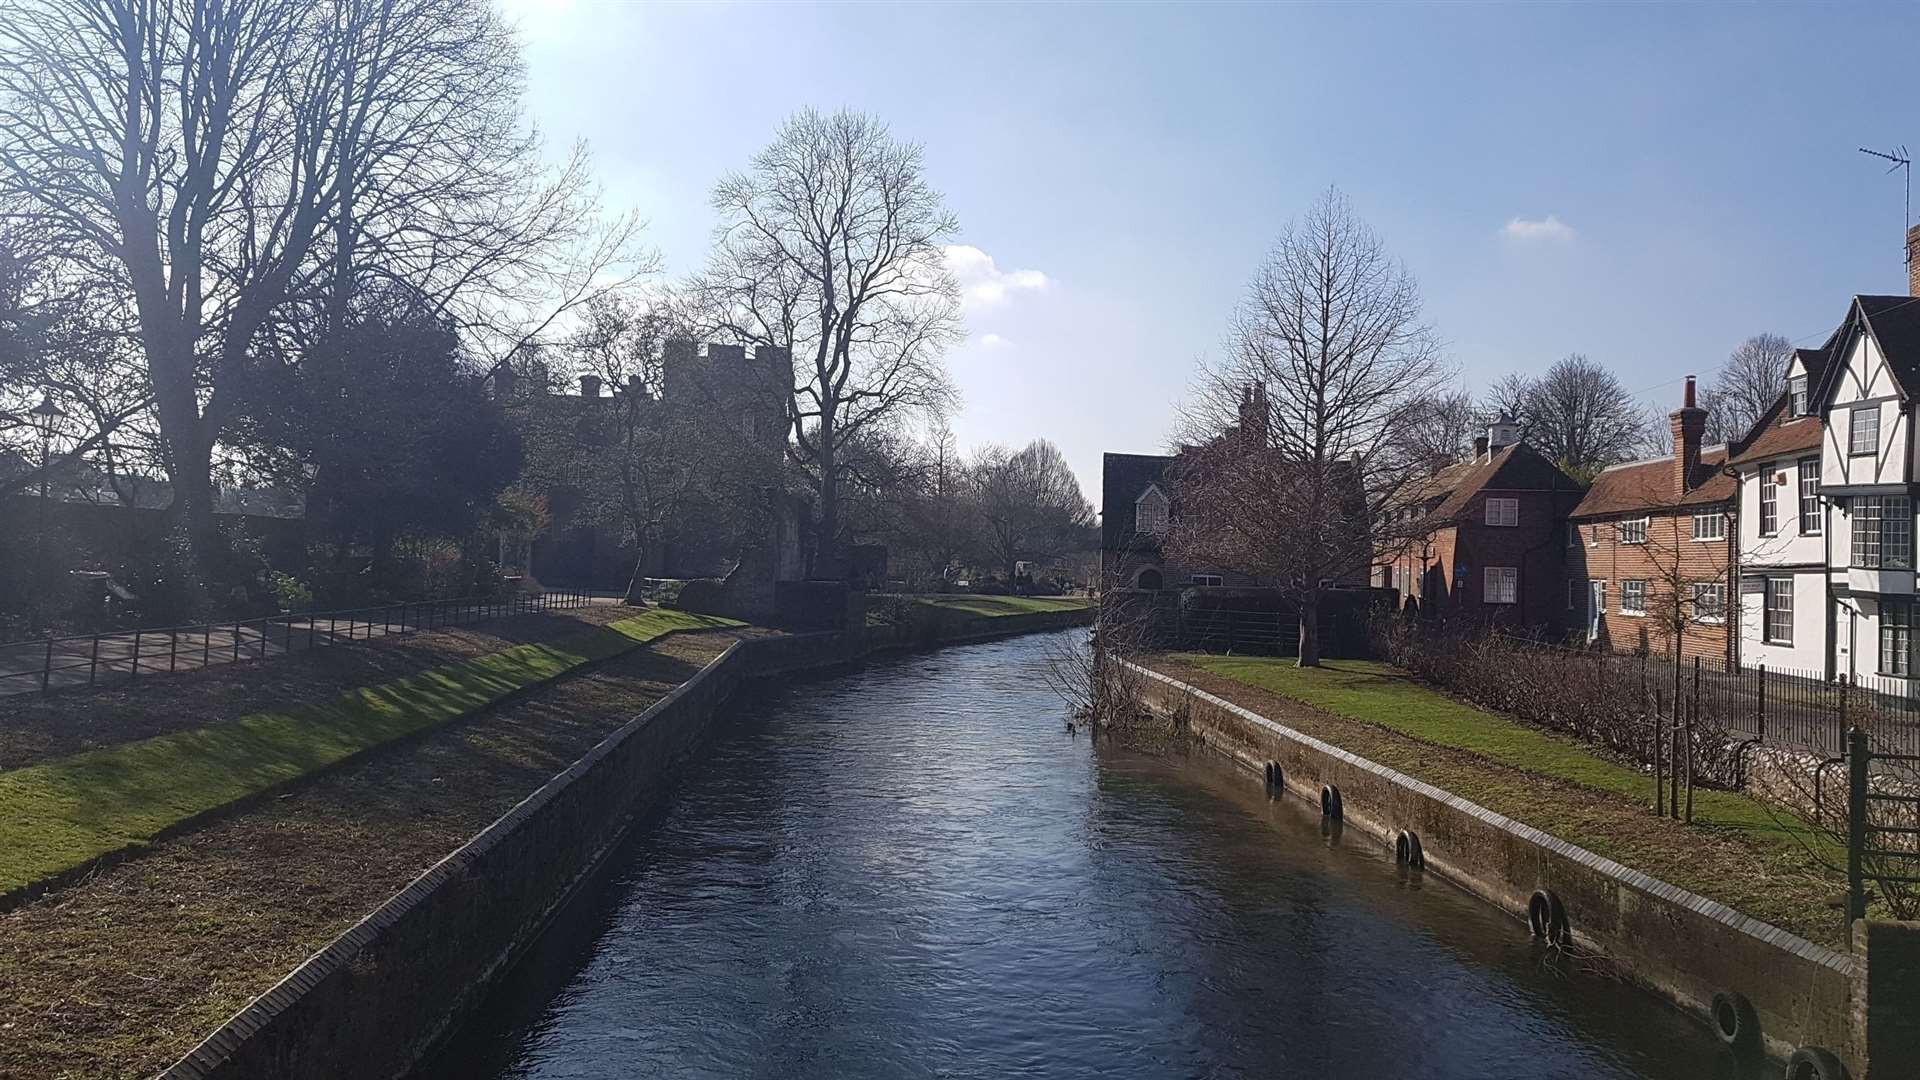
503, 0, 1920, 500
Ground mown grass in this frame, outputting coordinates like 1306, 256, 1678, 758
1175, 654, 1829, 868
0, 608, 738, 897
901, 594, 1092, 617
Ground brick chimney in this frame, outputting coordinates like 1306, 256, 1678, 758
1236, 381, 1270, 446
490, 361, 516, 401
627, 374, 645, 397
579, 374, 601, 399
1473, 434, 1489, 461
1670, 375, 1707, 497
1908, 223, 1920, 298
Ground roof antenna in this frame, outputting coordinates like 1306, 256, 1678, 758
1859, 144, 1911, 252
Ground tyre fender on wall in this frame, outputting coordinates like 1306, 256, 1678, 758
1320, 784, 1342, 820
1784, 1047, 1848, 1080
1709, 991, 1760, 1055
1527, 888, 1569, 946
1394, 830, 1424, 871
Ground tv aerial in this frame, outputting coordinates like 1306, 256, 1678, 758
1859, 144, 1912, 244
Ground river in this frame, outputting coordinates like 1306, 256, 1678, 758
421, 629, 1760, 1079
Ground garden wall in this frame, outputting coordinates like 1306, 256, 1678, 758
1125, 659, 1858, 1071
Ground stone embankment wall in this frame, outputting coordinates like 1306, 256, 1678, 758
162, 607, 1089, 1080
1125, 659, 1858, 1070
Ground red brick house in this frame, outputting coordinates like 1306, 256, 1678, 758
1377, 416, 1585, 631
1566, 378, 1735, 661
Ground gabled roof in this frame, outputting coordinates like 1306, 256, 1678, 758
1396, 443, 1584, 527
1569, 447, 1733, 519
1812, 295, 1920, 408
1101, 451, 1171, 549
1725, 391, 1821, 468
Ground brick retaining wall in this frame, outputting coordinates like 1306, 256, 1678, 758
1126, 659, 1857, 1070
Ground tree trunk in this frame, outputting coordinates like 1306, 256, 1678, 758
815, 416, 838, 580
623, 548, 652, 607
1297, 592, 1322, 667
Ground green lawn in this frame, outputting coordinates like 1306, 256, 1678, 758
1176, 654, 1822, 859
0, 608, 738, 897
899, 594, 1092, 617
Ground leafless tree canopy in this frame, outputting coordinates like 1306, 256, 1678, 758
0, 0, 644, 576
971, 438, 1094, 582
1166, 187, 1446, 665
1701, 332, 1792, 444
1391, 388, 1478, 470
698, 108, 963, 576
1492, 354, 1648, 480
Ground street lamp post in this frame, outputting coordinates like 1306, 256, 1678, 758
27, 392, 67, 631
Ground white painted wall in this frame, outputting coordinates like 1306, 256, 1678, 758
1825, 333, 1910, 488
1737, 571, 1827, 674
1737, 458, 1825, 567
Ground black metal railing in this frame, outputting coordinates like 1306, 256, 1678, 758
0, 588, 591, 697
1846, 728, 1920, 923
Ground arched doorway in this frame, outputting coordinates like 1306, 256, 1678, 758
1136, 568, 1164, 590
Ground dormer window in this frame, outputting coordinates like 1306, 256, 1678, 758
1787, 375, 1808, 418
1135, 484, 1170, 535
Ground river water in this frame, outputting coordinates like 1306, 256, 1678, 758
423, 630, 1761, 1080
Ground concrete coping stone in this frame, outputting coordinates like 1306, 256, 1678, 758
1125, 658, 1856, 978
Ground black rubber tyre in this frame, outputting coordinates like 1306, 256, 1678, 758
1401, 830, 1424, 871
1528, 889, 1569, 946
1264, 762, 1278, 789
1320, 785, 1342, 820
1710, 990, 1760, 1053
1784, 1046, 1847, 1080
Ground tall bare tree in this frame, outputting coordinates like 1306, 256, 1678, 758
1495, 355, 1646, 481
698, 108, 962, 577
1165, 187, 1446, 665
1392, 388, 1478, 470
0, 0, 642, 580
971, 438, 1094, 586
1701, 332, 1792, 444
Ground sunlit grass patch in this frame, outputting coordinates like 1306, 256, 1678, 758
0, 608, 737, 896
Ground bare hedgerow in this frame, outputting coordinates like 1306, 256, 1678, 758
1752, 725, 1920, 921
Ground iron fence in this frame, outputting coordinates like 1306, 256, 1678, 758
0, 588, 590, 697
1490, 638, 1920, 759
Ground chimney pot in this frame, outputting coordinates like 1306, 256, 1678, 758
1908, 223, 1920, 298
1684, 374, 1696, 409
579, 374, 601, 399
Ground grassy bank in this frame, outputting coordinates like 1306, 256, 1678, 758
898, 594, 1092, 617
0, 609, 737, 897
1162, 653, 1847, 946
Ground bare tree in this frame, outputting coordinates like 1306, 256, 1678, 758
1392, 388, 1478, 470
698, 108, 963, 578
971, 438, 1095, 586
1500, 355, 1647, 481
0, 0, 643, 580
1165, 187, 1446, 666
1700, 333, 1792, 444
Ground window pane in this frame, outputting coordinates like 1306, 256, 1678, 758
1765, 578, 1794, 644
1760, 468, 1779, 535
1800, 458, 1821, 535
1852, 407, 1880, 455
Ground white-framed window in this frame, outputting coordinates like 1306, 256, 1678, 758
1759, 466, 1779, 536
1883, 600, 1913, 677
1851, 405, 1881, 456
1485, 497, 1519, 527
1620, 579, 1647, 615
1799, 458, 1821, 535
1764, 578, 1793, 644
1617, 517, 1649, 544
1190, 573, 1223, 587
1788, 374, 1808, 417
1692, 510, 1725, 541
1852, 495, 1913, 569
1135, 486, 1169, 535
1484, 566, 1517, 604
1691, 582, 1725, 624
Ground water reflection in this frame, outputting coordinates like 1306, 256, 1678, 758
421, 631, 1767, 1080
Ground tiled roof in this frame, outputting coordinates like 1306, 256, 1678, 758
1101, 452, 1171, 549
1725, 407, 1821, 468
1858, 294, 1920, 391
1569, 447, 1733, 519
1396, 444, 1584, 526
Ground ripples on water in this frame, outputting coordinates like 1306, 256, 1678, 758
423, 630, 1765, 1080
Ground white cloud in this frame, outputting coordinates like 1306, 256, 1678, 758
980, 333, 1010, 349
942, 245, 1050, 310
1500, 215, 1576, 243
